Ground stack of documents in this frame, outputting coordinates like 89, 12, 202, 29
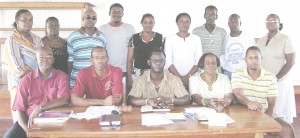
70, 106, 118, 120
142, 113, 174, 126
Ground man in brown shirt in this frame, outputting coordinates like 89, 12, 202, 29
128, 49, 190, 108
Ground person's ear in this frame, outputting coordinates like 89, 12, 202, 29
147, 60, 151, 66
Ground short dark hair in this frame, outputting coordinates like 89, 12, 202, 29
91, 47, 108, 57
109, 3, 124, 15
45, 16, 59, 26
141, 13, 154, 24
197, 52, 220, 69
13, 9, 31, 28
176, 12, 191, 23
205, 5, 218, 15
148, 48, 166, 60
245, 46, 261, 57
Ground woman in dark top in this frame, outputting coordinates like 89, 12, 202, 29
127, 13, 164, 88
42, 17, 68, 74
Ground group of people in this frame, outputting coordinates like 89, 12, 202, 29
3, 3, 296, 138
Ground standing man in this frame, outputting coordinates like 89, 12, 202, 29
232, 46, 295, 138
192, 5, 226, 58
71, 47, 123, 106
4, 47, 69, 138
67, 9, 107, 88
128, 49, 190, 108
99, 3, 136, 75
220, 14, 255, 79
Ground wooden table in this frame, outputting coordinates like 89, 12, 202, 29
28, 105, 280, 138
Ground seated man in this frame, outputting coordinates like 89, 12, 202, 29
232, 46, 295, 138
4, 46, 69, 138
128, 49, 190, 108
71, 47, 123, 106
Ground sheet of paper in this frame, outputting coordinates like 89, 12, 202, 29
85, 106, 118, 115
165, 113, 186, 120
142, 113, 173, 126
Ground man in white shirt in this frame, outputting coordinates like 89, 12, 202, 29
220, 14, 255, 79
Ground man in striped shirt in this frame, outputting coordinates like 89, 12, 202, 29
67, 9, 107, 88
232, 46, 295, 138
192, 5, 226, 58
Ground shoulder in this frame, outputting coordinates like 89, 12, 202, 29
165, 70, 181, 81
215, 26, 227, 33
109, 65, 123, 75
218, 73, 230, 82
53, 69, 69, 78
79, 66, 93, 75
67, 31, 81, 40
192, 26, 204, 31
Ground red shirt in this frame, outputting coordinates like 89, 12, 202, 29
13, 69, 70, 117
71, 65, 123, 99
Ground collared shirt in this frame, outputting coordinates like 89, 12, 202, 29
4, 29, 43, 90
129, 70, 188, 98
164, 34, 202, 76
231, 67, 278, 110
71, 65, 123, 99
12, 69, 70, 117
189, 73, 232, 99
192, 25, 227, 57
257, 32, 295, 79
67, 27, 107, 88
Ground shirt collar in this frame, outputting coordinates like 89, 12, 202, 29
243, 67, 266, 81
33, 68, 54, 79
78, 27, 101, 36
146, 70, 168, 84
91, 65, 112, 79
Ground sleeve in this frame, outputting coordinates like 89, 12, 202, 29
128, 78, 143, 97
284, 36, 295, 54
112, 67, 124, 96
194, 36, 203, 65
223, 75, 233, 95
231, 70, 242, 89
189, 76, 201, 96
164, 37, 173, 69
56, 72, 70, 99
173, 76, 189, 97
4, 37, 27, 77
67, 35, 74, 62
267, 76, 278, 97
12, 75, 30, 112
71, 69, 86, 97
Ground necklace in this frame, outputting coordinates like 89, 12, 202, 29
151, 79, 162, 89
201, 73, 218, 91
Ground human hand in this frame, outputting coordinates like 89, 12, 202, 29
206, 98, 219, 108
104, 95, 122, 106
219, 98, 231, 107
148, 96, 169, 109
247, 101, 262, 111
28, 106, 42, 128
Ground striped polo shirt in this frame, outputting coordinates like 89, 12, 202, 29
231, 67, 278, 109
67, 28, 107, 88
192, 25, 227, 57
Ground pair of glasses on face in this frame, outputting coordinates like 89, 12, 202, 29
85, 16, 97, 21
92, 56, 107, 61
265, 20, 279, 24
38, 55, 53, 59
150, 59, 166, 64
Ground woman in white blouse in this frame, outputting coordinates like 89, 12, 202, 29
189, 52, 233, 108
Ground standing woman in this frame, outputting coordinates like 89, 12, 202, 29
127, 13, 163, 88
165, 13, 202, 89
4, 9, 43, 122
257, 14, 296, 123
42, 17, 68, 74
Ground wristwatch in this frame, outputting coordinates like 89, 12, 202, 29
40, 105, 46, 112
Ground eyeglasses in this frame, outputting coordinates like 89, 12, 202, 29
85, 16, 97, 21
150, 59, 165, 63
265, 20, 279, 24
92, 56, 107, 61
38, 55, 53, 59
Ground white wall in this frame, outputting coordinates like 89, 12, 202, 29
0, 0, 299, 84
